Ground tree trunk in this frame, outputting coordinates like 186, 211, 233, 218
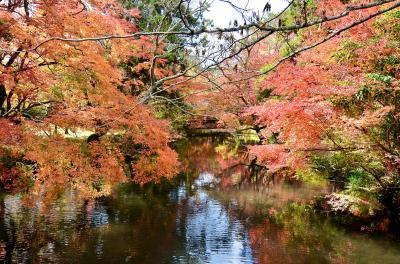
0, 84, 6, 115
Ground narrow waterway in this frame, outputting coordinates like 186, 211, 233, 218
0, 137, 399, 263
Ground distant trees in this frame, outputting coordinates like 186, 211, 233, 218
0, 0, 399, 202
189, 1, 400, 225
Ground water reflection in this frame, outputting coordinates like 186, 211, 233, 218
0, 185, 180, 263
0, 137, 399, 263
170, 172, 255, 263
0, 168, 258, 263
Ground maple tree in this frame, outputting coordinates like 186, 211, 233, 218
183, 0, 400, 224
0, 0, 179, 197
0, 0, 398, 213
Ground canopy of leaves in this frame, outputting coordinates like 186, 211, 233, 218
0, 0, 179, 198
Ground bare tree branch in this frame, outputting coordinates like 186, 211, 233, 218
0, 0, 396, 53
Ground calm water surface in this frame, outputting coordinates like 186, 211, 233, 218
0, 137, 399, 263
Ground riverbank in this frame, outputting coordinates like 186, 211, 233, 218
0, 137, 399, 263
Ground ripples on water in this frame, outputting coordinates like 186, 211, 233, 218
173, 173, 255, 264
0, 138, 400, 263
0, 171, 258, 263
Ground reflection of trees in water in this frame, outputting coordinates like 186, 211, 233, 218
207, 185, 329, 263
0, 184, 180, 263
1, 137, 399, 263
215, 197, 400, 264
177, 138, 400, 264
175, 137, 331, 263
177, 136, 256, 186
177, 136, 226, 175
0, 193, 89, 263
247, 205, 343, 264
171, 185, 255, 263
177, 137, 300, 190
181, 137, 326, 209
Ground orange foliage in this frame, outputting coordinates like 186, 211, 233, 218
183, 0, 399, 173
0, 0, 179, 197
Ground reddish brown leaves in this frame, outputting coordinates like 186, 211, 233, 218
0, 0, 179, 197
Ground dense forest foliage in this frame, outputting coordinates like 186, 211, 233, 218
0, 0, 399, 230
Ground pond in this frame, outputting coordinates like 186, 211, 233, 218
0, 137, 399, 263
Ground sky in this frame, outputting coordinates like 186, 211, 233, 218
205, 0, 290, 27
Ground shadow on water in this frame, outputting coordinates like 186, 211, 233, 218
0, 137, 399, 263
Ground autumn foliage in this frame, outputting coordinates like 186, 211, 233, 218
0, 0, 179, 197
184, 0, 398, 176
178, 0, 400, 221
0, 0, 399, 220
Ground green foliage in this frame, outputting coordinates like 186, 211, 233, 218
215, 143, 239, 159
279, 35, 303, 57
272, 0, 318, 57
233, 129, 260, 144
374, 111, 400, 148
310, 150, 385, 216
333, 66, 400, 151
347, 169, 372, 185
332, 79, 400, 117
366, 73, 393, 85
119, 0, 212, 62
373, 55, 400, 77
331, 96, 359, 116
374, 10, 400, 42
279, 0, 318, 27
51, 85, 64, 100
24, 105, 49, 120
12, 162, 35, 191
79, 142, 91, 157
267, 132, 279, 144
260, 63, 275, 74
0, 19, 13, 41
295, 168, 327, 187
332, 40, 363, 63
311, 151, 372, 183
151, 93, 190, 131
0, 147, 35, 191
0, 147, 21, 169
256, 88, 273, 102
